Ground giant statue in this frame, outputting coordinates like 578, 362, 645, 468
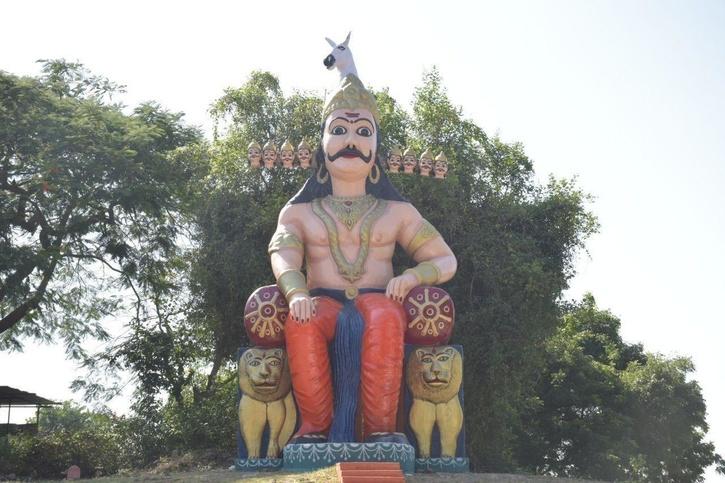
236, 33, 467, 474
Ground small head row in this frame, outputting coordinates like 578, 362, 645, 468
387, 147, 449, 179
247, 139, 315, 169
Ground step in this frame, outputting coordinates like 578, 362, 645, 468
336, 462, 405, 483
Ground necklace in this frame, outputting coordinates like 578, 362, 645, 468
323, 194, 376, 231
312, 197, 387, 285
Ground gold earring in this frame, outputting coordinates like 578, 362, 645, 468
368, 164, 380, 184
316, 164, 329, 184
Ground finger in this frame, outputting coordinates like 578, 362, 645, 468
392, 278, 403, 302
303, 300, 311, 323
312, 298, 318, 317
386, 279, 394, 298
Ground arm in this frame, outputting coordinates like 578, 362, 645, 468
386, 204, 457, 302
269, 204, 315, 323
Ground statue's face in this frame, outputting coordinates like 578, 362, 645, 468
403, 155, 417, 174
323, 108, 376, 182
419, 156, 433, 175
297, 148, 311, 168
248, 147, 261, 168
262, 149, 277, 168
388, 154, 401, 172
434, 160, 448, 178
280, 149, 295, 168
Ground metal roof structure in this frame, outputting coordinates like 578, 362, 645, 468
0, 386, 60, 407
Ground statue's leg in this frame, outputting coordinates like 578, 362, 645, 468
355, 293, 406, 439
285, 296, 341, 438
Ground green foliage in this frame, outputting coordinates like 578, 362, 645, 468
0, 60, 206, 357
0, 402, 123, 478
518, 295, 724, 481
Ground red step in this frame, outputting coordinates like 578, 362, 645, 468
336, 462, 405, 482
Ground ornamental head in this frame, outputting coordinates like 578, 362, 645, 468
279, 139, 295, 168
262, 140, 277, 169
297, 139, 312, 169
419, 149, 434, 177
434, 152, 449, 179
387, 145, 403, 173
247, 140, 262, 168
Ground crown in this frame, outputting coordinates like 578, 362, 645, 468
420, 148, 434, 160
435, 152, 448, 162
297, 139, 312, 150
389, 145, 403, 157
322, 74, 380, 124
262, 140, 277, 152
248, 140, 261, 150
280, 139, 294, 152
403, 147, 417, 158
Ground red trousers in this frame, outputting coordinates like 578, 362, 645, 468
285, 293, 406, 440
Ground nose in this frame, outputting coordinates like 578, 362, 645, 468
323, 54, 335, 68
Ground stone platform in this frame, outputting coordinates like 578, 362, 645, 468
283, 442, 416, 474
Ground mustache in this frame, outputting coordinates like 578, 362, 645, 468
327, 147, 373, 163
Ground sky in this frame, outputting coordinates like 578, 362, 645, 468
1, 0, 724, 479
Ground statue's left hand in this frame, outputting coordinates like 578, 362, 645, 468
386, 272, 419, 303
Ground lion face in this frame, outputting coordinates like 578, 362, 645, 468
406, 345, 463, 404
239, 347, 291, 403
417, 347, 455, 388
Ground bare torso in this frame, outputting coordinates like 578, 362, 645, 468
287, 199, 412, 290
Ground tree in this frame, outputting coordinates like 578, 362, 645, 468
518, 294, 724, 481
0, 60, 206, 357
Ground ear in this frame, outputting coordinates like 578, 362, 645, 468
442, 347, 455, 357
415, 349, 426, 361
343, 31, 351, 46
325, 37, 337, 48
243, 350, 255, 362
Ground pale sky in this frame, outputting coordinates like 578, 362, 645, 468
1, 0, 724, 480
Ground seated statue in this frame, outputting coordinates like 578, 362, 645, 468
268, 45, 457, 445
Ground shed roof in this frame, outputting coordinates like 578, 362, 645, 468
0, 386, 60, 406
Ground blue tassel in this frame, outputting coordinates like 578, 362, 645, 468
328, 300, 364, 442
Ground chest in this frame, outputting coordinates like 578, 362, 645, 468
304, 208, 399, 247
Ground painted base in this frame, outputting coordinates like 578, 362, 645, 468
415, 457, 470, 473
234, 458, 283, 471
283, 442, 416, 474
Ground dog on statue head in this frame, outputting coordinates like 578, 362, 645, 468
238, 347, 296, 458
406, 346, 464, 458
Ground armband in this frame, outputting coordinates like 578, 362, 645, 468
406, 219, 441, 255
277, 269, 309, 300
404, 261, 441, 286
268, 229, 303, 255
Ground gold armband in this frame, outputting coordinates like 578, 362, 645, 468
277, 269, 309, 300
406, 219, 441, 255
404, 261, 442, 286
268, 229, 303, 255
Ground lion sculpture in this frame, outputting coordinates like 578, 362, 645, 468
406, 346, 463, 458
238, 347, 296, 458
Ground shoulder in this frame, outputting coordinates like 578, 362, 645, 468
385, 201, 422, 226
279, 202, 312, 223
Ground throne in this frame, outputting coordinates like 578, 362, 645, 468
235, 284, 469, 474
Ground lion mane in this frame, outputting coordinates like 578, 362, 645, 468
405, 346, 462, 404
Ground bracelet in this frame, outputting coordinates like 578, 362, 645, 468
277, 269, 309, 300
404, 261, 441, 286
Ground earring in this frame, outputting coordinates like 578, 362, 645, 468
368, 164, 380, 184
316, 164, 329, 184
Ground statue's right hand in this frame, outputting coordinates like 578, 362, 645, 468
288, 293, 316, 324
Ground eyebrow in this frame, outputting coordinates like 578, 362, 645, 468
331, 116, 375, 128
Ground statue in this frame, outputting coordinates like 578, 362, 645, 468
419, 149, 434, 177
268, 33, 457, 445
297, 139, 313, 169
248, 141, 262, 168
387, 145, 403, 173
238, 347, 297, 458
279, 139, 295, 168
406, 346, 463, 458
434, 152, 448, 179
262, 140, 278, 169
402, 147, 418, 174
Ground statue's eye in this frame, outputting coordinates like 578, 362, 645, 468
422, 357, 433, 363
269, 359, 280, 366
337, 45, 346, 51
331, 125, 347, 135
249, 360, 260, 366
438, 355, 449, 361
356, 126, 372, 137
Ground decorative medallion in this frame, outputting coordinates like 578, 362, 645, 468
403, 286, 455, 345
243, 285, 288, 347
